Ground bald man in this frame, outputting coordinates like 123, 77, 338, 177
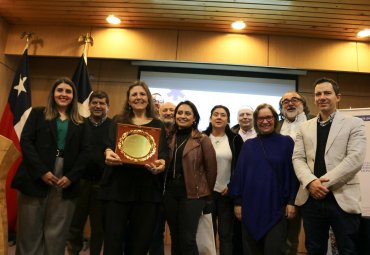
159, 102, 176, 137
231, 106, 256, 142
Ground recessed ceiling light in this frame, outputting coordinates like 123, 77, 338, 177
106, 15, 121, 25
357, 29, 370, 38
232, 21, 246, 30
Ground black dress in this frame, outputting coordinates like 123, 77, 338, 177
100, 117, 169, 255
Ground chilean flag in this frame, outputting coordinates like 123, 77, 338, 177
0, 50, 32, 232
72, 54, 92, 118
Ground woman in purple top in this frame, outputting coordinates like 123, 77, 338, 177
230, 103, 298, 255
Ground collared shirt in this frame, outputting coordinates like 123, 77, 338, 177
317, 111, 336, 127
89, 116, 108, 127
238, 128, 257, 142
280, 112, 307, 141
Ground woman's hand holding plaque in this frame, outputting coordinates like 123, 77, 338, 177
105, 149, 123, 166
145, 159, 165, 175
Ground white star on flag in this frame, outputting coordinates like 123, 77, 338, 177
13, 74, 28, 96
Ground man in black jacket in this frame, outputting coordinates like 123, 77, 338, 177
67, 91, 112, 255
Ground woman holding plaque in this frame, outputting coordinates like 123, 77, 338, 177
163, 100, 217, 255
101, 81, 168, 255
11, 78, 89, 255
203, 105, 243, 255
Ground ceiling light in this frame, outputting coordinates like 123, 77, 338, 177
357, 29, 370, 38
106, 15, 121, 25
231, 21, 246, 30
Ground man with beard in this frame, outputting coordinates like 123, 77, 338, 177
148, 101, 176, 255
67, 91, 111, 255
277, 91, 314, 255
277, 91, 313, 138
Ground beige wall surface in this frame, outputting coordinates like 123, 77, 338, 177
269, 36, 359, 72
177, 31, 268, 66
4, 25, 370, 73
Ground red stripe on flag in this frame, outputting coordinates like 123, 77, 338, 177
0, 103, 21, 151
0, 103, 22, 233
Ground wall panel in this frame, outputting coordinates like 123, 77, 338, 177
269, 36, 358, 72
337, 72, 370, 96
339, 96, 370, 109
358, 42, 370, 73
4, 25, 370, 74
298, 71, 338, 93
5, 25, 90, 57
90, 28, 178, 61
177, 31, 268, 66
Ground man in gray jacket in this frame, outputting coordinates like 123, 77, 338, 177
293, 77, 366, 254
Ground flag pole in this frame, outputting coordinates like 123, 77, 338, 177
74, 33, 94, 117
78, 33, 94, 64
20, 32, 34, 52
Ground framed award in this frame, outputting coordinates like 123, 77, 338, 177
115, 124, 161, 165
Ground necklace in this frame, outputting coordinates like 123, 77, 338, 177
211, 134, 226, 145
172, 137, 188, 178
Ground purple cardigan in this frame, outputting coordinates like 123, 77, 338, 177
230, 132, 298, 240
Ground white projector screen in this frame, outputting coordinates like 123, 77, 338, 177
140, 71, 296, 131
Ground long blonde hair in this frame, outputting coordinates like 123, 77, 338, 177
44, 77, 84, 124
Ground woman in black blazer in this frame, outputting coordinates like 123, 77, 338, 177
12, 78, 89, 255
101, 81, 168, 255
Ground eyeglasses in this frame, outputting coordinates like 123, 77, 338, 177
257, 116, 274, 123
281, 97, 302, 106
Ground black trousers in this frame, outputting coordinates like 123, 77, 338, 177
163, 178, 206, 255
301, 193, 361, 255
102, 200, 159, 255
67, 180, 103, 255
242, 217, 287, 255
211, 191, 234, 255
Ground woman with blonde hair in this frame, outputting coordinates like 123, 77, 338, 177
12, 77, 89, 255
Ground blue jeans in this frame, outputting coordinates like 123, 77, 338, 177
301, 193, 361, 255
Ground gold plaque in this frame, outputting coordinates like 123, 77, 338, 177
115, 124, 161, 165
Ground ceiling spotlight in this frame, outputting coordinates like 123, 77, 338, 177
106, 15, 121, 25
357, 29, 370, 38
232, 21, 246, 30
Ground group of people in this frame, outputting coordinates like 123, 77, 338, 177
10, 76, 366, 255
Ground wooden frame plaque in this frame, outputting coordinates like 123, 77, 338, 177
115, 124, 161, 165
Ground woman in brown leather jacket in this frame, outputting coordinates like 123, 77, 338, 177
163, 100, 217, 255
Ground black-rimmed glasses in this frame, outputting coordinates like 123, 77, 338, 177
281, 97, 302, 106
256, 116, 274, 123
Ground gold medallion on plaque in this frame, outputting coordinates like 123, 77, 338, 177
115, 124, 161, 165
